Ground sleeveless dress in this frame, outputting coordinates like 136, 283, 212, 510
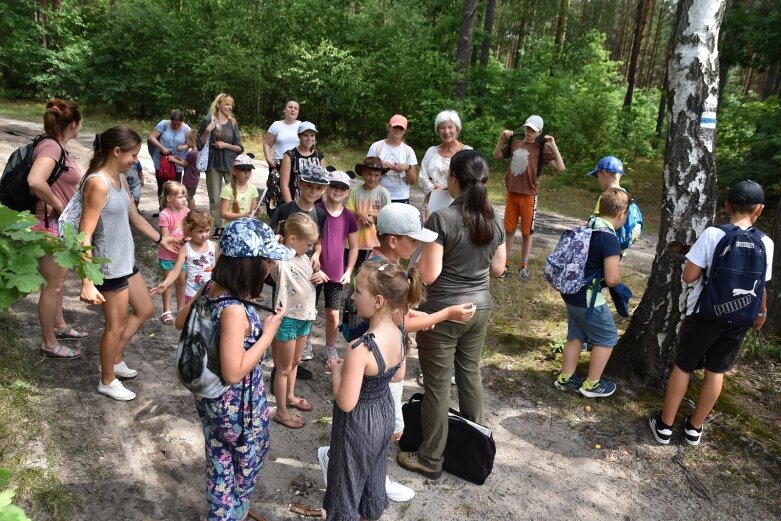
193, 281, 270, 521
323, 333, 403, 521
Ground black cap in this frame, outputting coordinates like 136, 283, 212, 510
727, 180, 764, 205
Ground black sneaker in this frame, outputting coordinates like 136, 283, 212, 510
554, 373, 583, 393
683, 415, 703, 446
648, 410, 672, 445
297, 365, 313, 380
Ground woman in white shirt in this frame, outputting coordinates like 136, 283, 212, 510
263, 99, 301, 215
367, 114, 418, 204
418, 110, 471, 219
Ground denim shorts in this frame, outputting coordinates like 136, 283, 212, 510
565, 303, 618, 348
159, 259, 186, 272
275, 316, 312, 342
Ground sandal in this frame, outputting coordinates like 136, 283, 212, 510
273, 415, 305, 429
54, 326, 89, 340
287, 398, 313, 412
40, 343, 82, 360
160, 311, 174, 325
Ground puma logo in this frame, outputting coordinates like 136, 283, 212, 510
732, 280, 758, 297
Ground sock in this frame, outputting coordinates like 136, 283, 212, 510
685, 417, 703, 432
557, 373, 573, 383
657, 417, 673, 430
520, 258, 528, 268
583, 378, 600, 390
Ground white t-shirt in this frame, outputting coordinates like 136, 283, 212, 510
685, 225, 774, 315
268, 120, 301, 161
367, 140, 418, 200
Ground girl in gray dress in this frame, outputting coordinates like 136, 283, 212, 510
323, 261, 423, 520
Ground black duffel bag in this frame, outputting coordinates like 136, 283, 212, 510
399, 393, 496, 485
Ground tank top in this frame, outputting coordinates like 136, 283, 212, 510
185, 240, 216, 297
90, 173, 134, 279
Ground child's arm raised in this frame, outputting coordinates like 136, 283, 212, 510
544, 136, 566, 171
220, 304, 285, 384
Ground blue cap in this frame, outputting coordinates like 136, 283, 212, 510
220, 218, 294, 260
587, 156, 624, 177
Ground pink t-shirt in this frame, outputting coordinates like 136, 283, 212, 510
158, 207, 189, 261
31, 138, 81, 222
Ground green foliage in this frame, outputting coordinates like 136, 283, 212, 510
0, 206, 105, 310
0, 470, 30, 521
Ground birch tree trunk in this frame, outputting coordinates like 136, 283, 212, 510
607, 0, 727, 385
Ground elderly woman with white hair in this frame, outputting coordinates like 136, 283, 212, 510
418, 110, 472, 218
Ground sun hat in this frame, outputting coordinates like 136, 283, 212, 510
220, 218, 294, 260
389, 114, 408, 129
298, 163, 331, 185
298, 121, 318, 134
587, 156, 624, 177
328, 170, 355, 190
355, 156, 390, 175
523, 115, 544, 132
727, 180, 765, 205
376, 203, 438, 242
232, 153, 255, 170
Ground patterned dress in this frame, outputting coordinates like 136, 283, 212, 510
194, 282, 270, 520
324, 333, 403, 521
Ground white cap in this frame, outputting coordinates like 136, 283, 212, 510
523, 115, 544, 132
298, 121, 318, 134
376, 203, 438, 242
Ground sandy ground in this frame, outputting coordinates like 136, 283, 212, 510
1, 116, 772, 521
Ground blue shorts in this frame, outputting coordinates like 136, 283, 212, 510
159, 259, 186, 272
275, 317, 312, 342
565, 303, 618, 348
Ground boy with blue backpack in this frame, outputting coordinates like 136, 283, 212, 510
649, 180, 773, 446
586, 156, 642, 253
549, 188, 630, 398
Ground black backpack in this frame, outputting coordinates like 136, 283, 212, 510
504, 134, 546, 174
0, 135, 67, 212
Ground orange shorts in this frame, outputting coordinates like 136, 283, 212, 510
504, 192, 537, 235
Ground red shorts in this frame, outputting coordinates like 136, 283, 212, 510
504, 192, 537, 235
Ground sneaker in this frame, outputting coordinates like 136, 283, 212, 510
397, 452, 442, 479
301, 338, 314, 361
518, 266, 531, 282
554, 374, 583, 393
648, 410, 672, 445
385, 476, 415, 502
113, 361, 138, 379
97, 378, 136, 401
324, 346, 339, 361
683, 415, 703, 446
317, 446, 329, 485
579, 379, 616, 398
297, 366, 313, 380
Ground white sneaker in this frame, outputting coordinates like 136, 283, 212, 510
97, 378, 136, 401
113, 361, 138, 379
301, 338, 314, 361
317, 446, 330, 485
385, 476, 415, 502
324, 346, 339, 361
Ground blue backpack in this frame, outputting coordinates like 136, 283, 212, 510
695, 224, 767, 326
616, 200, 643, 251
545, 225, 614, 311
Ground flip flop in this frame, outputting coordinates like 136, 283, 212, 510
287, 398, 313, 412
54, 326, 89, 340
160, 311, 174, 325
273, 415, 305, 429
40, 343, 82, 360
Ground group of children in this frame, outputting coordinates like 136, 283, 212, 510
74, 108, 772, 520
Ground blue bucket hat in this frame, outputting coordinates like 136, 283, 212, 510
220, 218, 294, 260
587, 156, 624, 177
609, 283, 633, 318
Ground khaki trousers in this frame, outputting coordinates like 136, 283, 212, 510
416, 309, 491, 471
206, 167, 231, 226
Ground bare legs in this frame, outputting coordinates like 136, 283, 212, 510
37, 253, 69, 349
661, 365, 723, 428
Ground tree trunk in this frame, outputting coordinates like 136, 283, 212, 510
642, 1, 665, 88
761, 62, 780, 100
454, 0, 481, 100
624, 0, 654, 107
480, 0, 497, 66
764, 196, 781, 333
608, 0, 727, 386
553, 0, 570, 52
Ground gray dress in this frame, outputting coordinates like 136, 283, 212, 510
324, 333, 403, 521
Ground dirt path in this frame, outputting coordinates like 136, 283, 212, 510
1, 117, 769, 521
